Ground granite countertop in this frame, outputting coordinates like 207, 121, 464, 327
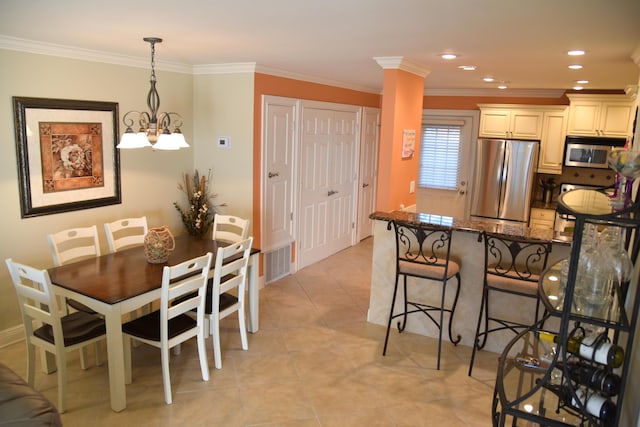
369, 210, 572, 245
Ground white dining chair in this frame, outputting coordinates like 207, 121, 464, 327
5, 258, 106, 413
47, 226, 101, 268
47, 225, 103, 368
207, 237, 253, 369
104, 216, 148, 252
212, 215, 249, 243
122, 252, 212, 404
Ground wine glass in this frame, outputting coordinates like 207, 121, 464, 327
607, 148, 640, 209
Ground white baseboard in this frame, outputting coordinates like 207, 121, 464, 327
0, 325, 24, 348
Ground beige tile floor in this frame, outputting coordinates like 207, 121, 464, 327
1, 237, 501, 426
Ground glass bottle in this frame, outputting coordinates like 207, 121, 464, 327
600, 226, 634, 303
557, 360, 621, 397
538, 331, 624, 368
538, 382, 617, 426
575, 224, 611, 315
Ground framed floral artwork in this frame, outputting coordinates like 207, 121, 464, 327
13, 97, 121, 218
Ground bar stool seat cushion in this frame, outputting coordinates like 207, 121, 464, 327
399, 258, 460, 280
486, 273, 540, 295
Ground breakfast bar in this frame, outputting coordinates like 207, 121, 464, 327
367, 210, 572, 354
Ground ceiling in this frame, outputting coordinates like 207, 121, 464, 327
1, 0, 640, 95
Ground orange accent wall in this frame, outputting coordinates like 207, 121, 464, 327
376, 69, 424, 211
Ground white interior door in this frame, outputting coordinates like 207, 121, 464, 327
298, 104, 359, 269
262, 96, 296, 252
357, 107, 379, 241
416, 110, 479, 218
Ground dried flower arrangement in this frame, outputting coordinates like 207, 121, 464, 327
173, 169, 224, 237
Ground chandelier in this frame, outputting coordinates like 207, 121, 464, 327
117, 37, 189, 150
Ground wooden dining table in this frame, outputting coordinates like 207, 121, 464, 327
47, 234, 260, 412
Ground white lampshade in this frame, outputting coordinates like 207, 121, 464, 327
173, 131, 189, 148
152, 132, 181, 150
117, 130, 152, 149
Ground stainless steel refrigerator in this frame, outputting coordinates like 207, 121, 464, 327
470, 138, 539, 225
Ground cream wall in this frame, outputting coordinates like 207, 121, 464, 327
192, 73, 254, 229
0, 49, 195, 332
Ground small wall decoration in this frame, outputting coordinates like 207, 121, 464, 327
402, 129, 416, 159
13, 97, 121, 218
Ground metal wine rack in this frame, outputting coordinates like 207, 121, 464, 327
492, 188, 640, 426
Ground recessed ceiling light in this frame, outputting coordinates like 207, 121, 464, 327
458, 65, 476, 71
576, 80, 589, 84
497, 84, 508, 90
483, 77, 495, 82
568, 50, 585, 56
568, 64, 583, 70
573, 86, 584, 90
440, 53, 457, 60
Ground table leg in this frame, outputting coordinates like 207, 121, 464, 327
104, 311, 126, 412
247, 252, 259, 333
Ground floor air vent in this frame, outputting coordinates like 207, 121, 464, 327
265, 245, 291, 284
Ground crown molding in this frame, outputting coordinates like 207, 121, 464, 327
0, 35, 382, 93
193, 62, 257, 75
373, 56, 430, 78
0, 34, 192, 74
424, 88, 566, 98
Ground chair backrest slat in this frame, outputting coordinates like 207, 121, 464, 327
212, 215, 250, 244
47, 226, 100, 266
160, 253, 213, 327
104, 216, 149, 252
213, 238, 253, 296
5, 259, 62, 342
483, 231, 552, 282
392, 220, 453, 279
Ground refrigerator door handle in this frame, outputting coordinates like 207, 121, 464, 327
498, 143, 510, 216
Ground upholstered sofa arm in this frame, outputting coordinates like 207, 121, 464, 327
0, 363, 62, 426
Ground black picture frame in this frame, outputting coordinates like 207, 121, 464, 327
13, 97, 121, 218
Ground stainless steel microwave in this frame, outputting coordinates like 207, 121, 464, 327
563, 136, 626, 169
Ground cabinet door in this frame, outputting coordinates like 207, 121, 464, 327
567, 101, 601, 136
599, 102, 633, 137
510, 110, 543, 139
538, 110, 567, 174
479, 109, 510, 137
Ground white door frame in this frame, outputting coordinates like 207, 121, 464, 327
357, 107, 380, 241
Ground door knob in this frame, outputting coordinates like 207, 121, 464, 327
268, 172, 279, 178
328, 190, 339, 196
459, 190, 465, 195
362, 183, 369, 188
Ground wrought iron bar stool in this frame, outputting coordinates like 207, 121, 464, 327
468, 231, 552, 376
382, 219, 462, 370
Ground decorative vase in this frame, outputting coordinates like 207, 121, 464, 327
143, 226, 175, 264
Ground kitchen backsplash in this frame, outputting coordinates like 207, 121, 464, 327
535, 168, 616, 203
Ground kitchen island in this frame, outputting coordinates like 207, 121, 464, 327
367, 210, 572, 355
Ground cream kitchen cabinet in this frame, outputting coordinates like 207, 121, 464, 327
478, 106, 543, 139
566, 94, 633, 138
529, 207, 555, 230
479, 104, 568, 175
537, 107, 568, 175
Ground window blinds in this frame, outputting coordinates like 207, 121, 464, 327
419, 123, 462, 190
